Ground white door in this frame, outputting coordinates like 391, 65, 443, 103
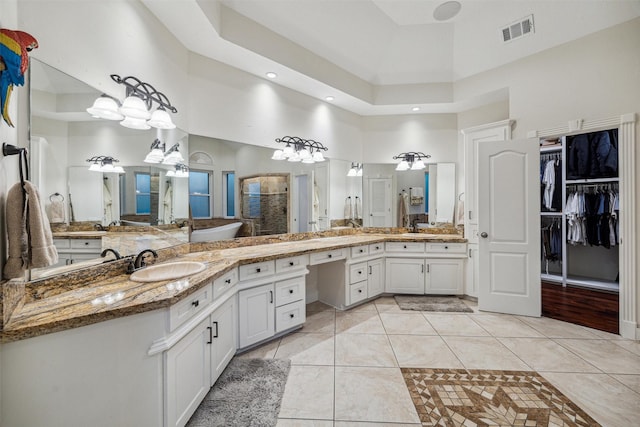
478, 139, 540, 316
366, 178, 392, 226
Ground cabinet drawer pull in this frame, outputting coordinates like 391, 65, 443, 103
444, 246, 449, 249
206, 326, 212, 344
289, 261, 294, 266
403, 245, 407, 249
289, 289, 294, 294
225, 278, 231, 284
328, 254, 332, 258
358, 270, 362, 275
192, 300, 200, 307
289, 313, 295, 319
359, 249, 364, 253
358, 289, 363, 293
213, 321, 219, 338
256, 267, 261, 273
84, 242, 89, 245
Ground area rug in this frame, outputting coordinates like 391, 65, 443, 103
394, 295, 473, 313
186, 358, 291, 427
401, 368, 600, 427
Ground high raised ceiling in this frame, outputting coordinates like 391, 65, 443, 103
142, 0, 640, 115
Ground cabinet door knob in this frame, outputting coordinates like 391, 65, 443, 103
289, 289, 294, 294
289, 313, 295, 318
358, 289, 363, 293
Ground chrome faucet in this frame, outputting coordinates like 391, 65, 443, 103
94, 223, 106, 231
100, 248, 122, 261
134, 249, 158, 269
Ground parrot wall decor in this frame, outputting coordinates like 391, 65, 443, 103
0, 29, 39, 127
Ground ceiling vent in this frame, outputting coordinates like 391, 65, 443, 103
502, 15, 534, 43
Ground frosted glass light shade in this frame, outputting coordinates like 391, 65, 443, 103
120, 116, 150, 130
144, 148, 165, 164
347, 167, 357, 177
120, 95, 150, 119
271, 149, 285, 160
86, 96, 123, 120
162, 150, 184, 165
147, 108, 176, 129
312, 151, 325, 162
88, 162, 102, 172
411, 159, 426, 170
396, 160, 410, 171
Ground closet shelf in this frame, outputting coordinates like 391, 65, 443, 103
541, 273, 563, 284
565, 275, 619, 292
565, 177, 619, 185
541, 212, 562, 216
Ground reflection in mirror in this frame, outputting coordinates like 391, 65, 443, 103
361, 162, 456, 228
29, 59, 189, 277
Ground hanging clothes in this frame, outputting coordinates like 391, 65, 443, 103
566, 129, 618, 179
565, 185, 619, 248
542, 159, 555, 210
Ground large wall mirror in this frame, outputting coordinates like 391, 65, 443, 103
28, 59, 363, 278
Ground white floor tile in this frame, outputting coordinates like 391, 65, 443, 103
388, 334, 463, 368
335, 333, 397, 367
442, 336, 531, 370
279, 365, 335, 420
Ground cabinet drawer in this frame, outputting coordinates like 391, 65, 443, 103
348, 281, 368, 305
70, 238, 102, 250
213, 268, 238, 299
309, 248, 346, 265
275, 254, 309, 274
368, 243, 384, 256
239, 260, 275, 282
275, 276, 305, 307
385, 241, 425, 253
350, 245, 369, 259
53, 239, 71, 250
425, 243, 466, 254
169, 283, 213, 331
349, 262, 367, 285
275, 299, 306, 333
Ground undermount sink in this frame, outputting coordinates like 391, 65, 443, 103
130, 261, 206, 283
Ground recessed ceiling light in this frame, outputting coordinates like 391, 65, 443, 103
266, 72, 277, 79
325, 96, 335, 101
412, 107, 421, 112
433, 1, 461, 21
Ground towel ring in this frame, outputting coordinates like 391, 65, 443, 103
49, 192, 65, 202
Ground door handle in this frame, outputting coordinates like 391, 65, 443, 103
270, 290, 273, 304
213, 321, 219, 338
206, 326, 212, 344
480, 232, 488, 238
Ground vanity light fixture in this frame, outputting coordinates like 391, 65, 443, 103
347, 162, 363, 177
86, 74, 177, 130
166, 163, 189, 178
393, 152, 431, 171
143, 140, 185, 165
272, 136, 328, 164
86, 155, 125, 174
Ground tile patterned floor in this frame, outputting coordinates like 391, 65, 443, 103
237, 297, 640, 427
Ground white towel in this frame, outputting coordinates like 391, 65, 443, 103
48, 200, 65, 223
354, 196, 362, 220
410, 187, 423, 198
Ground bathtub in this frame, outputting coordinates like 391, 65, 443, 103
190, 222, 243, 242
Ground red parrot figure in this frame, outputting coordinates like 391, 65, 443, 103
0, 29, 38, 127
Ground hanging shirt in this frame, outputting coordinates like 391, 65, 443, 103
542, 160, 556, 210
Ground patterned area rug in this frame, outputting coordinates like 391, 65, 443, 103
187, 358, 291, 427
401, 368, 600, 427
394, 295, 474, 313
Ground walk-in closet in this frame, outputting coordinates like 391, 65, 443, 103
539, 129, 620, 333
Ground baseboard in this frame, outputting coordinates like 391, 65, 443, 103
619, 319, 637, 340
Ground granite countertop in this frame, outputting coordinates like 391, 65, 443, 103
1, 232, 465, 343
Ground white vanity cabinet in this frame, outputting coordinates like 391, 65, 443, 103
385, 258, 425, 294
53, 237, 102, 265
210, 296, 237, 385
385, 241, 466, 295
165, 318, 212, 427
237, 257, 308, 350
318, 243, 385, 309
238, 283, 276, 348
